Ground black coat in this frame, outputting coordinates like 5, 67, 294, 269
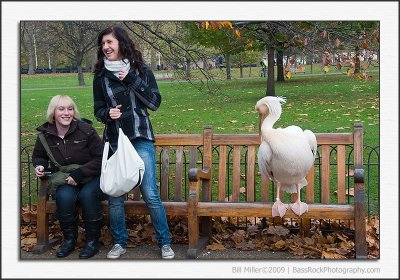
32, 120, 103, 183
93, 64, 161, 150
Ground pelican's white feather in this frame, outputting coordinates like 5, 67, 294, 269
256, 96, 317, 194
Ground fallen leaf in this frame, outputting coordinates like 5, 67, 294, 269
265, 226, 290, 236
274, 240, 286, 250
206, 243, 225, 250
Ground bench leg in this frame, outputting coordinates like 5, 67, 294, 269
187, 180, 212, 259
354, 197, 368, 258
33, 238, 59, 254
187, 216, 211, 259
33, 189, 52, 254
187, 235, 209, 259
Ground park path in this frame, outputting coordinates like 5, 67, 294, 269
21, 69, 379, 92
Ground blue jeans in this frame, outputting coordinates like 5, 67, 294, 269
108, 139, 171, 248
55, 176, 106, 222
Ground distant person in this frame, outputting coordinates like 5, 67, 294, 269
32, 95, 105, 259
92, 26, 175, 259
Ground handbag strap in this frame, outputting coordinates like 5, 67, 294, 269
38, 132, 62, 169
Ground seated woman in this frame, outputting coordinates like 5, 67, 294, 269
32, 95, 106, 259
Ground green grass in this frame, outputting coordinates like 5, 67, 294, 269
20, 71, 379, 214
21, 73, 93, 89
21, 72, 379, 147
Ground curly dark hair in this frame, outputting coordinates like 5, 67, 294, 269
94, 26, 145, 76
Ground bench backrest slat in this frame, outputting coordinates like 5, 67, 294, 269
217, 146, 227, 202
132, 186, 141, 201
189, 146, 198, 169
231, 145, 241, 202
202, 127, 213, 202
161, 148, 170, 200
305, 167, 315, 203
337, 145, 347, 204
321, 145, 331, 204
174, 146, 184, 202
261, 177, 270, 202
246, 146, 256, 202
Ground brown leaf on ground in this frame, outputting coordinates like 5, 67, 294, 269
236, 241, 256, 250
272, 240, 286, 250
264, 225, 290, 236
206, 243, 225, 251
231, 230, 246, 245
321, 250, 347, 259
246, 225, 259, 237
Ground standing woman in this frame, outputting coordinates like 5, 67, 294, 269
93, 26, 175, 259
32, 95, 105, 259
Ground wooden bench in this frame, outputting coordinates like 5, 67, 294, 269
33, 120, 367, 259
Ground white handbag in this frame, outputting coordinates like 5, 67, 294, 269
100, 128, 145, 197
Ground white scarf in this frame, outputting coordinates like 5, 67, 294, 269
104, 58, 131, 78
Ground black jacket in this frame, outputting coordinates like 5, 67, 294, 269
93, 64, 161, 150
32, 120, 103, 183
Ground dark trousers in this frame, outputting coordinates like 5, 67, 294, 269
55, 176, 106, 222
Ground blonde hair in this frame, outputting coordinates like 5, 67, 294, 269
46, 95, 81, 123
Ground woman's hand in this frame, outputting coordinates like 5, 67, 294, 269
109, 104, 122, 119
118, 70, 128, 80
66, 176, 78, 186
35, 165, 45, 177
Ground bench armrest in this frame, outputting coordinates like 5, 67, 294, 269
188, 167, 211, 182
354, 168, 364, 184
188, 167, 211, 202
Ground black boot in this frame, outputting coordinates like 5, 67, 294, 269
56, 214, 78, 258
79, 219, 103, 259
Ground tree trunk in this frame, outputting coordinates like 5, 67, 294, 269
185, 56, 191, 80
239, 64, 243, 78
276, 48, 284, 82
77, 66, 85, 86
76, 53, 85, 86
150, 48, 157, 71
354, 47, 361, 74
27, 24, 35, 75
226, 53, 231, 80
266, 45, 275, 96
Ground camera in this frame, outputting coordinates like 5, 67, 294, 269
43, 171, 52, 176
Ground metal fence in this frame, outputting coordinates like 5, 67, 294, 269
20, 143, 380, 224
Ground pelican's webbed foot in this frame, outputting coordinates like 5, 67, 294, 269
290, 201, 308, 216
272, 200, 289, 218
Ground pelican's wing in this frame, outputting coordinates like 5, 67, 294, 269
304, 129, 317, 158
257, 141, 273, 180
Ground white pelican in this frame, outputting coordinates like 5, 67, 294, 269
256, 96, 317, 217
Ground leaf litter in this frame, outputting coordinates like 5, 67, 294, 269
21, 205, 379, 259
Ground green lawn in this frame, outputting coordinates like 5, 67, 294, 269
20, 71, 379, 214
21, 71, 379, 147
